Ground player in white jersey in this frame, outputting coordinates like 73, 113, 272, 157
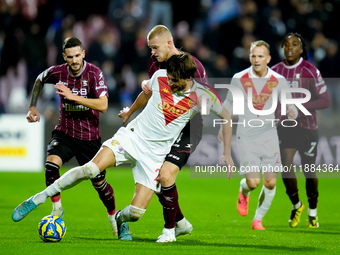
219, 40, 297, 230
12, 53, 234, 242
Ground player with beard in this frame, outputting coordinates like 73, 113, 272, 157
25, 37, 117, 235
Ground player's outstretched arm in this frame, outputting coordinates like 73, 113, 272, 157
118, 91, 151, 125
217, 107, 234, 179
26, 79, 44, 122
54, 83, 108, 113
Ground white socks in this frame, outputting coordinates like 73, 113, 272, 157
254, 186, 276, 221
117, 205, 146, 224
308, 208, 317, 217
32, 162, 100, 205
240, 178, 250, 197
293, 201, 302, 210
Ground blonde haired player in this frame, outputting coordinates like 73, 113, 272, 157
121, 25, 209, 242
219, 40, 297, 230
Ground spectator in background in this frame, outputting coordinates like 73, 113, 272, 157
21, 22, 47, 95
318, 39, 340, 121
147, 0, 173, 32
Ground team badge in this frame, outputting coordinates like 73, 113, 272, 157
81, 79, 89, 87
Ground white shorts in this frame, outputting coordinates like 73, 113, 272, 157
237, 130, 281, 175
102, 126, 164, 192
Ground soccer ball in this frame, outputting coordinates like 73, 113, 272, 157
37, 215, 66, 242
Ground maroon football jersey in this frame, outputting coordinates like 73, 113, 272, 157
147, 51, 208, 85
40, 61, 108, 140
272, 57, 330, 130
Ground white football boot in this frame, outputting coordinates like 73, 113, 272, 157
51, 201, 64, 218
175, 217, 193, 237
156, 228, 176, 243
108, 213, 118, 236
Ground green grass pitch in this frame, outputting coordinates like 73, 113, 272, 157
1, 167, 339, 255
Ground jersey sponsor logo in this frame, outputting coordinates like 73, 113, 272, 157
57, 80, 68, 86
158, 101, 190, 119
240, 73, 278, 111
63, 103, 89, 111
111, 140, 120, 146
157, 77, 197, 125
288, 80, 299, 88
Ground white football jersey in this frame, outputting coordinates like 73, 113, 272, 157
127, 69, 223, 156
223, 66, 293, 137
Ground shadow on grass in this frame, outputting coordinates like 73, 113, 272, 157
97, 236, 322, 252
271, 228, 340, 235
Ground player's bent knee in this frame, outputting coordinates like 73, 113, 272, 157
158, 174, 170, 185
91, 170, 106, 184
263, 180, 276, 190
246, 179, 260, 190
82, 161, 101, 179
128, 205, 146, 222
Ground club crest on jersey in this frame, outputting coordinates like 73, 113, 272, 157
81, 79, 89, 87
267, 81, 278, 90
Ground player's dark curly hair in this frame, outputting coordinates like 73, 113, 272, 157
281, 32, 308, 60
167, 52, 197, 80
63, 37, 83, 52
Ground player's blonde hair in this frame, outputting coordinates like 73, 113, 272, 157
250, 40, 270, 55
147, 25, 173, 41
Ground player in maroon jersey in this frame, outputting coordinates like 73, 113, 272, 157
119, 25, 208, 242
26, 37, 118, 235
272, 33, 330, 228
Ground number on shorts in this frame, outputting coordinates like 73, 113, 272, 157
154, 168, 160, 181
307, 142, 317, 155
275, 152, 280, 164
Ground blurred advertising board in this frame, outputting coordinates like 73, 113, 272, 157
0, 114, 44, 172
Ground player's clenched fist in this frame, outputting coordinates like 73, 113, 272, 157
26, 106, 40, 122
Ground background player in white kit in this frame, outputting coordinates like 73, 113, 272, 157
12, 53, 234, 242
219, 40, 297, 230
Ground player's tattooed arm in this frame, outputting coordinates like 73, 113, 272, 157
29, 79, 44, 107
26, 79, 44, 122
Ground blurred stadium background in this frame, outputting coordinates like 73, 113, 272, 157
0, 0, 340, 171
